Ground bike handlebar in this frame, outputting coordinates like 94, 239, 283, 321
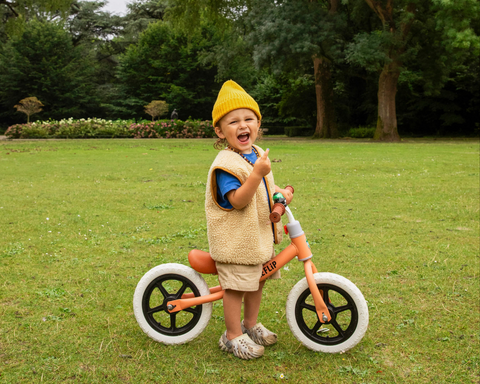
269, 185, 294, 223
270, 203, 285, 223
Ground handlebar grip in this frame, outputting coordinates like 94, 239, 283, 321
269, 203, 286, 223
285, 185, 294, 194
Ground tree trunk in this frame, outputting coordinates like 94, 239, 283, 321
374, 61, 400, 142
313, 56, 338, 138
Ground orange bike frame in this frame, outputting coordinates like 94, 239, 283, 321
167, 234, 331, 323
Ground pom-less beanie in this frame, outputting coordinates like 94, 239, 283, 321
212, 80, 262, 127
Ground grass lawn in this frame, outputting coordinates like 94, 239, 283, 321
1, 137, 478, 383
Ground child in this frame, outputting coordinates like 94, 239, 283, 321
205, 80, 293, 360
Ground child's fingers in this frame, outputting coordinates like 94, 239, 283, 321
263, 148, 270, 158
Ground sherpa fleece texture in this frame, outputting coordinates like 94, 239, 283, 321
205, 145, 282, 265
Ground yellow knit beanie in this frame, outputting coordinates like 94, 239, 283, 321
212, 80, 261, 127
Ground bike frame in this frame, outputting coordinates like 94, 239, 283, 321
166, 206, 332, 323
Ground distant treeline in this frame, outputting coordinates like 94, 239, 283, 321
0, 0, 478, 138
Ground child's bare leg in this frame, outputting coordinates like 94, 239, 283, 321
219, 288, 265, 360
243, 281, 265, 328
242, 281, 277, 346
223, 289, 244, 340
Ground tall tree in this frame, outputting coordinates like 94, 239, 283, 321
121, 0, 167, 44
67, 0, 123, 46
117, 21, 218, 120
0, 0, 71, 40
244, 0, 346, 138
64, 1, 126, 118
168, 0, 349, 138
0, 19, 98, 125
347, 0, 480, 141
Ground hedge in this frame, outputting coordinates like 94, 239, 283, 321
5, 118, 215, 139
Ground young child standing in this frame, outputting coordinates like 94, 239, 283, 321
205, 80, 293, 360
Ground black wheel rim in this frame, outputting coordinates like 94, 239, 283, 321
142, 273, 203, 336
295, 283, 358, 346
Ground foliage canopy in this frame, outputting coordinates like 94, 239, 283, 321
14, 96, 44, 123
0, 0, 478, 137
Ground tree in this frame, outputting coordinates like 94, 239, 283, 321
117, 21, 218, 120
0, 0, 71, 40
346, 0, 480, 141
244, 0, 347, 138
67, 0, 124, 46
121, 0, 167, 44
0, 19, 98, 126
14, 96, 44, 122
144, 100, 168, 120
168, 0, 347, 138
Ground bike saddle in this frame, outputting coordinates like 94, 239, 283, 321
188, 249, 218, 275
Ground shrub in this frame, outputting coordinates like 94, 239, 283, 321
5, 124, 24, 138
129, 122, 161, 139
19, 123, 50, 138
129, 119, 214, 139
346, 126, 376, 138
284, 126, 314, 137
5, 118, 214, 139
6, 118, 134, 139
51, 118, 132, 138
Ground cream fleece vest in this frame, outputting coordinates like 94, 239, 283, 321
205, 145, 283, 265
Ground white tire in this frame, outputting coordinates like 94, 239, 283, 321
286, 272, 368, 353
133, 263, 212, 345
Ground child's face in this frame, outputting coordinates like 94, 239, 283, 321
215, 108, 261, 154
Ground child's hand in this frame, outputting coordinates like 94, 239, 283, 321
274, 185, 293, 205
253, 148, 271, 177
281, 188, 293, 205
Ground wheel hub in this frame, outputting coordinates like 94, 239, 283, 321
163, 295, 177, 312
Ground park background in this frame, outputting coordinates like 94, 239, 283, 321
0, 0, 479, 140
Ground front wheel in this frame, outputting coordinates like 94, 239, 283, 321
286, 273, 368, 353
133, 263, 212, 345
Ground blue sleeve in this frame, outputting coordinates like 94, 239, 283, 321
215, 169, 242, 209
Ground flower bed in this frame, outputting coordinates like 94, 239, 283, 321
5, 118, 215, 139
129, 120, 214, 139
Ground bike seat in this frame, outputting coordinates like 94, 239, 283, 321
188, 249, 218, 275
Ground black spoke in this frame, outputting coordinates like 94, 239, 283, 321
147, 304, 164, 315
300, 301, 316, 313
311, 320, 322, 335
170, 312, 177, 330
176, 282, 188, 298
330, 319, 345, 336
333, 304, 353, 314
183, 306, 199, 315
323, 289, 330, 304
156, 281, 169, 299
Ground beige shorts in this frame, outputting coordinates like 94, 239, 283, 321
216, 261, 281, 292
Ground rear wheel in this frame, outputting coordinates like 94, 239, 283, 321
133, 263, 212, 344
286, 272, 368, 353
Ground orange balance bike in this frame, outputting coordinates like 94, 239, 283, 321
133, 188, 369, 353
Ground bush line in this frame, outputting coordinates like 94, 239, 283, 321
5, 118, 215, 139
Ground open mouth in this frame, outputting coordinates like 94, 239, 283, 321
237, 132, 250, 143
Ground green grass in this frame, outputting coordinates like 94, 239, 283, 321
1, 138, 478, 383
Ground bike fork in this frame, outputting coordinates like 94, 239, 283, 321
304, 260, 332, 323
